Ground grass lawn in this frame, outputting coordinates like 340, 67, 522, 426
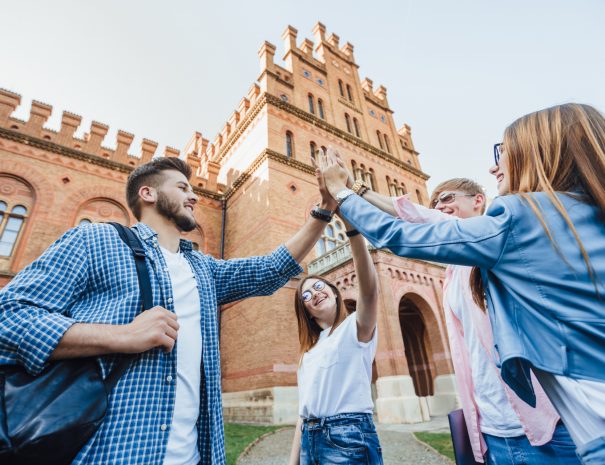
224, 423, 283, 465
413, 432, 455, 462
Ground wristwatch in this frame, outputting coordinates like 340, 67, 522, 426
335, 188, 355, 206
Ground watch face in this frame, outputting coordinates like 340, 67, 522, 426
337, 189, 354, 202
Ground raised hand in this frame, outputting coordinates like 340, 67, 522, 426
334, 152, 355, 188
311, 150, 338, 211
317, 147, 350, 197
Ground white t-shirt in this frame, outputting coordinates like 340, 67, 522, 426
297, 312, 377, 419
446, 267, 524, 437
533, 368, 605, 447
161, 247, 202, 465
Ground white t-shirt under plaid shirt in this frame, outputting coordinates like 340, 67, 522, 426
0, 222, 303, 465
161, 246, 201, 465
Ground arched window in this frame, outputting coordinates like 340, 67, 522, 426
321, 145, 327, 155
345, 113, 352, 133
318, 99, 325, 120
346, 84, 353, 102
315, 216, 347, 256
310, 141, 317, 160
387, 177, 406, 196
286, 131, 294, 158
367, 168, 376, 191
352, 160, 363, 181
384, 134, 391, 153
0, 175, 35, 263
353, 118, 360, 137
308, 94, 315, 114
338, 79, 345, 97
376, 130, 384, 150
0, 204, 28, 257
416, 189, 424, 205
75, 198, 130, 226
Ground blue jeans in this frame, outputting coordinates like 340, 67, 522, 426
577, 436, 605, 465
300, 412, 383, 465
484, 422, 581, 465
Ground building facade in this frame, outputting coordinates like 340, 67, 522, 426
0, 23, 457, 424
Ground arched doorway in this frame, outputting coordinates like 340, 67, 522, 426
399, 295, 435, 397
344, 298, 356, 315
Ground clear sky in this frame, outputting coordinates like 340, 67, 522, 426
2, 0, 604, 196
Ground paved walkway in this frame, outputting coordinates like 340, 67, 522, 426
238, 417, 452, 465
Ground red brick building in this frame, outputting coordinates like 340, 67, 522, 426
0, 23, 457, 424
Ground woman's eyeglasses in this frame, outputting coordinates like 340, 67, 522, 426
431, 192, 476, 208
301, 280, 326, 303
494, 143, 503, 166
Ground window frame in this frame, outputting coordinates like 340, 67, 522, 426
0, 204, 28, 258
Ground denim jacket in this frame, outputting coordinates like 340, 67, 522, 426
340, 192, 605, 407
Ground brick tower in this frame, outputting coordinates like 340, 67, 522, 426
215, 23, 457, 424
0, 22, 457, 425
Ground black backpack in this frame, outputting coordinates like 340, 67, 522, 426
0, 223, 152, 465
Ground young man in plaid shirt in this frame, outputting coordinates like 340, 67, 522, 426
0, 157, 336, 465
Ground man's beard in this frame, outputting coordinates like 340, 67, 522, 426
156, 191, 197, 232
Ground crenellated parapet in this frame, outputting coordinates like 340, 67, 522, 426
398, 123, 416, 152
0, 88, 222, 196
255, 22, 392, 114
200, 82, 262, 169
200, 22, 427, 187
183, 131, 220, 191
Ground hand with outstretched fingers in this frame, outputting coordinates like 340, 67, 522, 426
316, 146, 350, 198
311, 148, 339, 211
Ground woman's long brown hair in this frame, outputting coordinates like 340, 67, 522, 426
294, 275, 348, 356
471, 103, 605, 309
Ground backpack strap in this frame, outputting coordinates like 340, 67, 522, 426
108, 222, 154, 311
104, 222, 154, 389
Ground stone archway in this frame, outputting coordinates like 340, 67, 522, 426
343, 298, 356, 315
399, 296, 434, 397
398, 292, 458, 416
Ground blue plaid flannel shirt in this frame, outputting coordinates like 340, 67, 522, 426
0, 222, 303, 465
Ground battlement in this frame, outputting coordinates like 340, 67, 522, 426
207, 22, 402, 172
276, 22, 389, 105
0, 88, 218, 192
199, 82, 262, 166
398, 123, 416, 152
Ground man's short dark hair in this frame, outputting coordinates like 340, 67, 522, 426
126, 157, 192, 219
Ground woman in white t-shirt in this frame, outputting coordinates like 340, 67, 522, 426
287, 212, 382, 465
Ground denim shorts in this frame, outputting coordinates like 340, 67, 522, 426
300, 412, 383, 465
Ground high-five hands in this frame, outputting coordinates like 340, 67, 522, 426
314, 147, 350, 198
311, 149, 339, 211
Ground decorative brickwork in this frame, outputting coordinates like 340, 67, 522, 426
0, 22, 456, 424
